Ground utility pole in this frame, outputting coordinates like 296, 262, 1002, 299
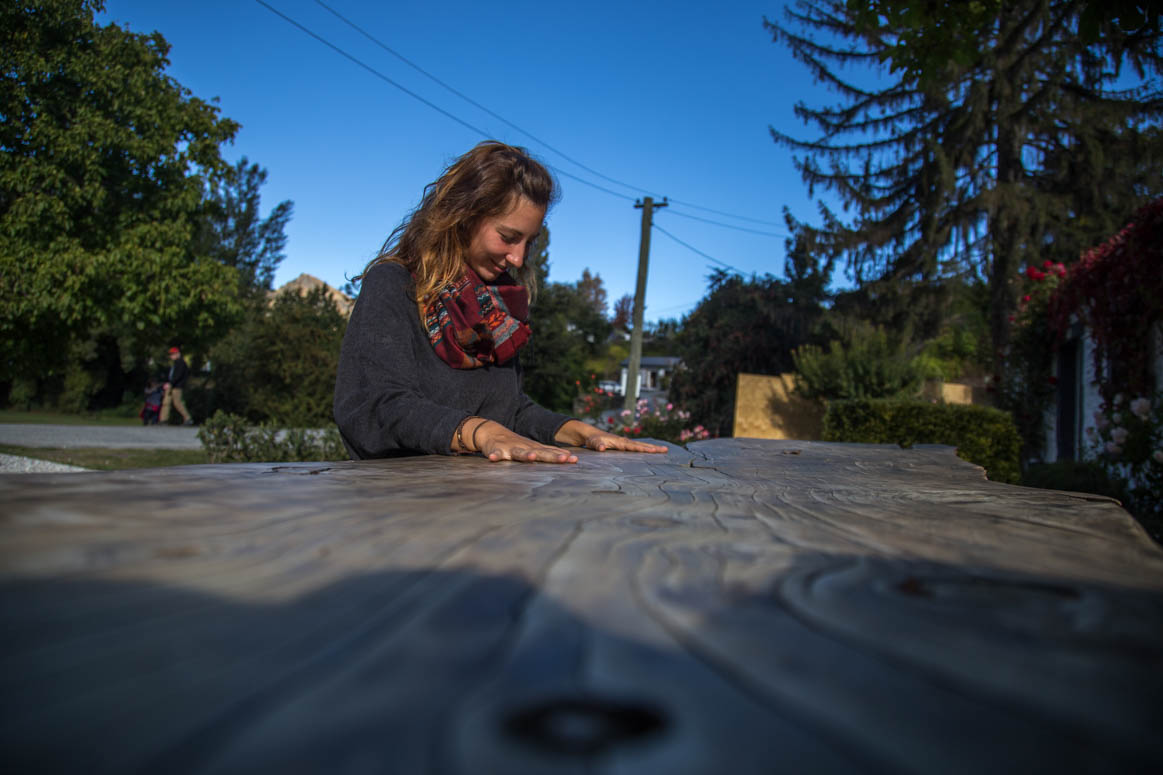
625, 196, 667, 414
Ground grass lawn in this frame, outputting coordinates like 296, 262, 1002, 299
0, 445, 209, 470
0, 409, 143, 426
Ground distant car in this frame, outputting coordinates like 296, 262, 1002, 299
598, 380, 621, 394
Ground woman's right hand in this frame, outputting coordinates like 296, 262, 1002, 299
472, 419, 578, 464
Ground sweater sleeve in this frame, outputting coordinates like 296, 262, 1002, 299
333, 264, 468, 458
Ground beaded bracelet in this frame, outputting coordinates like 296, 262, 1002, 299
454, 415, 476, 455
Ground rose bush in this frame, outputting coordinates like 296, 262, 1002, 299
600, 398, 711, 446
1088, 392, 1163, 518
1050, 198, 1163, 403
999, 259, 1069, 457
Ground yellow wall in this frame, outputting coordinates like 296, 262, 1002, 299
732, 373, 825, 440
920, 380, 991, 405
732, 373, 984, 440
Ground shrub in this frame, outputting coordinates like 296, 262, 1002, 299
57, 362, 100, 413
1020, 460, 1126, 502
1087, 392, 1163, 521
197, 410, 348, 463
601, 399, 711, 445
1020, 458, 1160, 545
205, 288, 346, 426
999, 260, 1068, 458
823, 399, 1021, 483
793, 323, 925, 402
7, 378, 37, 410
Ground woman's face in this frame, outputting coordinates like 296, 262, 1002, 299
464, 196, 546, 282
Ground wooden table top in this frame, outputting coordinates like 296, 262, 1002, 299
2, 438, 1162, 773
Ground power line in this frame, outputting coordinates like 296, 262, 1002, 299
667, 198, 787, 227
258, 1, 787, 225
665, 208, 789, 238
553, 168, 637, 202
652, 223, 744, 274
651, 298, 703, 315
312, 0, 662, 200
254, 1, 636, 202
254, 0, 488, 137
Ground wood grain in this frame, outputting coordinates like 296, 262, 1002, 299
2, 439, 1161, 773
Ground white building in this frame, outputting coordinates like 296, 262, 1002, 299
619, 356, 682, 398
1042, 322, 1163, 463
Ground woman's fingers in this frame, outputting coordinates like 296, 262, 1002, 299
586, 432, 668, 454
476, 424, 670, 465
484, 439, 578, 464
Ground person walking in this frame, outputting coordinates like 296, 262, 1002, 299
160, 346, 194, 426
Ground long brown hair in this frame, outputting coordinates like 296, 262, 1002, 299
360, 141, 558, 309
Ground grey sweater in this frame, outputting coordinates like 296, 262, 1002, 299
333, 262, 572, 459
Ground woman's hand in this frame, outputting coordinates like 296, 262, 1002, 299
555, 419, 669, 454
473, 419, 579, 464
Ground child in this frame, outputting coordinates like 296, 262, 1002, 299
140, 378, 164, 425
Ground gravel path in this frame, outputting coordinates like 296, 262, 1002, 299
0, 453, 90, 473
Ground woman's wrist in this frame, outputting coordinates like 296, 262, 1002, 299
453, 415, 476, 454
556, 418, 595, 447
470, 418, 491, 453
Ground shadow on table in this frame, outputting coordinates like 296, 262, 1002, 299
3, 556, 1162, 773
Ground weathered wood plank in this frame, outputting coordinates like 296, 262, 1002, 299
1, 439, 1161, 773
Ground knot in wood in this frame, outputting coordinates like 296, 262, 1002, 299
503, 696, 667, 756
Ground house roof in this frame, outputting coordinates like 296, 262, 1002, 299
620, 356, 682, 368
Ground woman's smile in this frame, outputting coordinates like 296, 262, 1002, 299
465, 197, 546, 281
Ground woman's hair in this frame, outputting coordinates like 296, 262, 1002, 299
361, 141, 558, 308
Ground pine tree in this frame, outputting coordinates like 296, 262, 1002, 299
766, 0, 1162, 374
196, 158, 294, 295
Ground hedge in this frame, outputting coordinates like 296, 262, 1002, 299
196, 411, 348, 463
822, 399, 1021, 483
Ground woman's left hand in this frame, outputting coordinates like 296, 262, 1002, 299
555, 419, 669, 454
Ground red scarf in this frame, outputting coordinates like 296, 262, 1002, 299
423, 268, 531, 369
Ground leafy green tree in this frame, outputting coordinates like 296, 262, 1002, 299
669, 266, 827, 437
520, 230, 614, 412
792, 323, 924, 401
1, 0, 244, 405
522, 281, 593, 412
204, 288, 346, 427
767, 0, 1162, 375
527, 226, 551, 291
195, 157, 294, 295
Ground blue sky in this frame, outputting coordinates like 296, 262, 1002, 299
100, 0, 865, 322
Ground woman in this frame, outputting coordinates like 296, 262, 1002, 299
334, 141, 667, 464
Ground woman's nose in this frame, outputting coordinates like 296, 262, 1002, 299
507, 246, 525, 267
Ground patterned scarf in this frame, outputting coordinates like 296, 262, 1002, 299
423, 267, 531, 369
